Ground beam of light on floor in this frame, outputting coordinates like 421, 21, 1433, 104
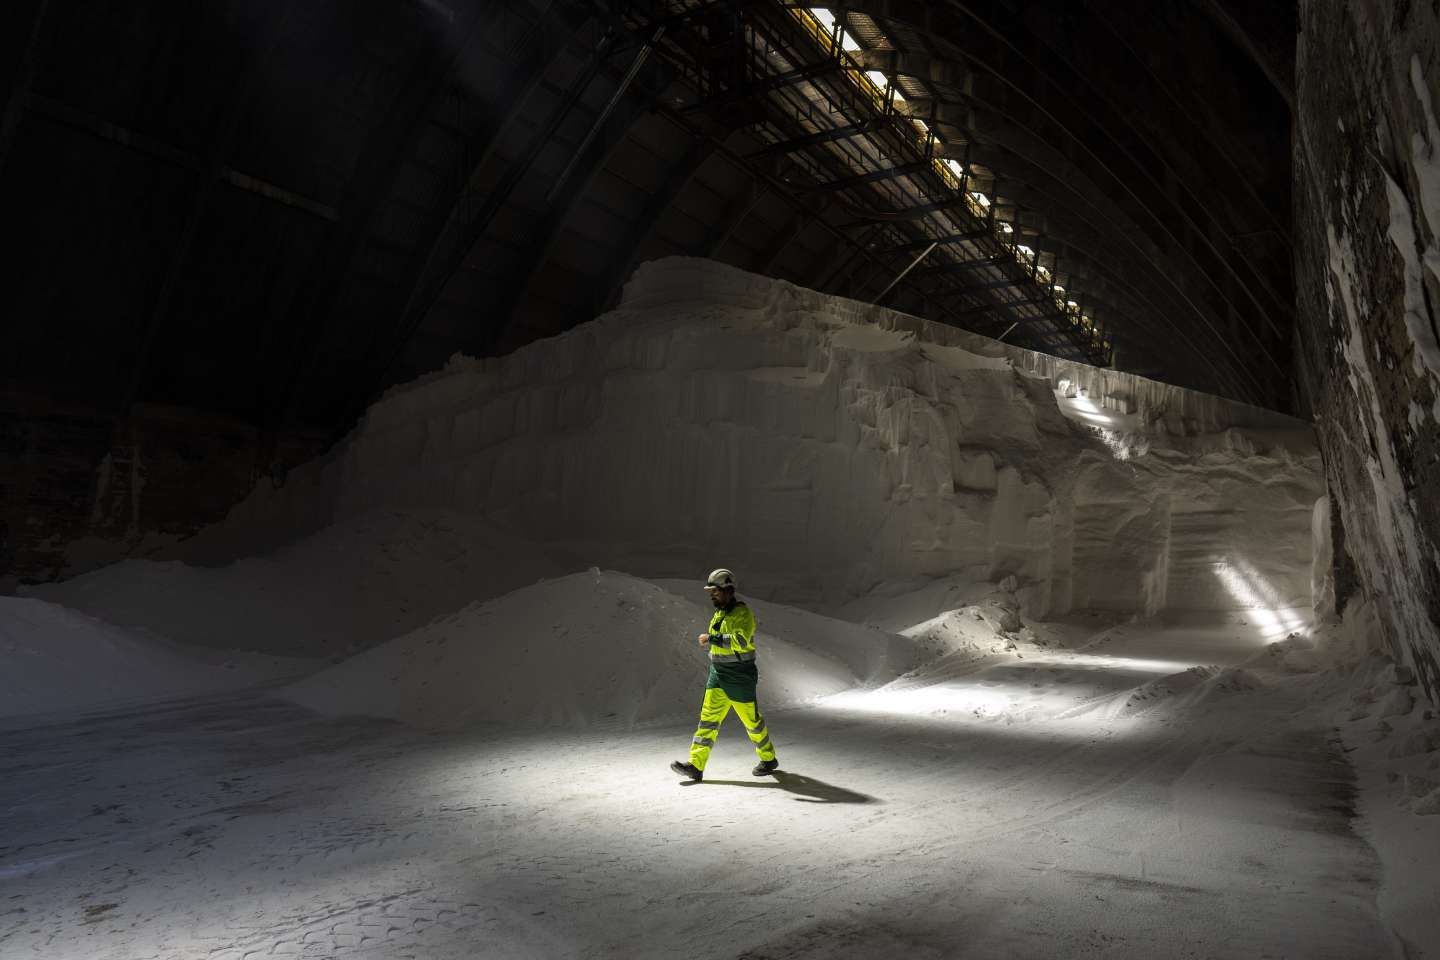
821, 684, 1015, 718
1213, 557, 1309, 640
812, 649, 1205, 735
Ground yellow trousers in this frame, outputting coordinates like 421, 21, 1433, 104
689, 687, 777, 771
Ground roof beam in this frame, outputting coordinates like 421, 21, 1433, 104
271, 0, 580, 433
601, 2, 1014, 341
1016, 237, 1235, 392
887, 228, 991, 252
8, 11, 350, 423
746, 117, 888, 158
870, 16, 1292, 346
979, 172, 1268, 397
681, 60, 842, 113
758, 196, 829, 275
22, 93, 337, 221
845, 0, 1292, 242
811, 222, 882, 292
956, 274, 1029, 293
851, 47, 972, 88
807, 160, 931, 193
831, 4, 1287, 400
124, 2, 300, 417
480, 60, 669, 354
953, 296, 1053, 318
946, 153, 1276, 397
369, 14, 616, 394
844, 192, 980, 222
701, 178, 765, 258
912, 255, 1009, 275
593, 133, 716, 313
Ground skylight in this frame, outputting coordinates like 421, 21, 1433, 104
789, 6, 1106, 362
810, 9, 861, 51
863, 70, 905, 102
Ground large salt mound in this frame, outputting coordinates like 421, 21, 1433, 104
30, 257, 1324, 660
0, 598, 310, 720
194, 257, 1321, 621
28, 509, 572, 656
284, 570, 912, 730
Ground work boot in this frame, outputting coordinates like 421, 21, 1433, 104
752, 759, 779, 776
670, 760, 703, 781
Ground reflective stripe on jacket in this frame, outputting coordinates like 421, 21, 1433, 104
707, 601, 757, 664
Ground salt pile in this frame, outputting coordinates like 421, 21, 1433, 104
285, 570, 912, 730
0, 598, 307, 720
27, 509, 571, 656
36, 258, 1324, 655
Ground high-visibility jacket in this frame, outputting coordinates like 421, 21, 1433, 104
705, 600, 759, 702
706, 601, 757, 664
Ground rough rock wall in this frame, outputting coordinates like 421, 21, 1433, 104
1295, 1, 1440, 702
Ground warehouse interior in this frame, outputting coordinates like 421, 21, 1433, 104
2, 1, 1439, 957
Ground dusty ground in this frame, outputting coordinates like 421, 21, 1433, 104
0, 621, 1389, 959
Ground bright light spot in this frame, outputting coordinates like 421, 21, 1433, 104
1000, 222, 1014, 234
1053, 284, 1065, 294
1067, 300, 1079, 309
865, 69, 889, 89
818, 649, 1205, 734
911, 118, 927, 134
1066, 393, 1118, 427
809, 9, 860, 50
822, 685, 1015, 718
1088, 655, 1204, 674
1017, 244, 1035, 259
945, 159, 963, 176
1213, 559, 1309, 640
971, 191, 990, 207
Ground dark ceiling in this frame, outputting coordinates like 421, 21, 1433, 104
0, 0, 1296, 454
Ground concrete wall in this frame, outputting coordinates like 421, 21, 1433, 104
1295, 0, 1440, 702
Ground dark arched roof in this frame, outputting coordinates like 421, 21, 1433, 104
0, 0, 1295, 446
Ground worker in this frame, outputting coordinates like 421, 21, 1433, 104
671, 568, 780, 781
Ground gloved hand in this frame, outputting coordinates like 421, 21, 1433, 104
697, 633, 710, 646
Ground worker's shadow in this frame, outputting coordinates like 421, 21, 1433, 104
681, 770, 879, 804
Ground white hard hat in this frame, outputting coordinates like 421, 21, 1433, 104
704, 568, 736, 590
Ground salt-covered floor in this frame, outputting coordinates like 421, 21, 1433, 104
0, 622, 1389, 960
